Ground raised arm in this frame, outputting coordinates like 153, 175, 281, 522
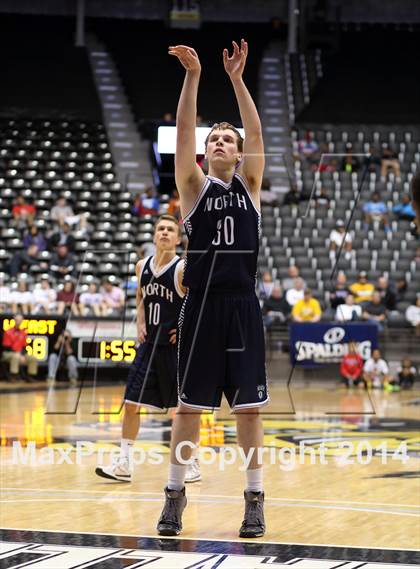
135, 260, 147, 343
223, 39, 264, 200
168, 45, 206, 217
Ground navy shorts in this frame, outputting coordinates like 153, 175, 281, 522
177, 289, 269, 410
124, 341, 178, 410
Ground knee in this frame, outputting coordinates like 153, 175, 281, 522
124, 402, 138, 416
235, 408, 260, 425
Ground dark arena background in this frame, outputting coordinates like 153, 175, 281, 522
0, 1, 419, 567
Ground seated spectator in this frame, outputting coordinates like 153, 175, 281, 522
23, 224, 46, 252
57, 280, 81, 316
349, 271, 375, 305
292, 289, 322, 322
364, 145, 381, 175
416, 246, 420, 264
262, 284, 289, 328
11, 195, 36, 228
380, 144, 401, 179
363, 349, 391, 389
9, 244, 43, 278
363, 192, 389, 231
396, 358, 417, 390
259, 271, 274, 301
282, 266, 306, 291
138, 241, 156, 258
362, 292, 387, 332
33, 277, 57, 315
412, 172, 420, 229
282, 185, 301, 207
47, 330, 78, 385
376, 276, 397, 311
341, 151, 359, 173
312, 187, 330, 207
49, 245, 76, 281
51, 196, 75, 226
1, 313, 38, 382
48, 222, 76, 252
405, 295, 420, 336
166, 189, 181, 220
329, 220, 353, 259
297, 131, 318, 159
340, 342, 364, 388
392, 194, 416, 222
329, 271, 349, 309
285, 277, 305, 308
0, 275, 12, 313
133, 187, 160, 216
100, 278, 125, 316
10, 280, 34, 314
335, 294, 362, 322
260, 177, 280, 206
79, 283, 104, 317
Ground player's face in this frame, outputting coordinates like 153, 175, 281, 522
154, 221, 180, 250
206, 129, 241, 167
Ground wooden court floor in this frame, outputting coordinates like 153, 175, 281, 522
1, 379, 419, 568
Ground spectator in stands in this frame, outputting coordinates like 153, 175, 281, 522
405, 295, 420, 336
415, 246, 420, 263
10, 280, 34, 314
335, 294, 362, 322
100, 278, 125, 316
167, 189, 182, 220
285, 277, 305, 307
396, 358, 417, 390
47, 330, 78, 385
392, 194, 416, 222
376, 276, 397, 311
341, 148, 359, 173
312, 186, 330, 207
51, 196, 75, 226
11, 195, 36, 228
196, 114, 208, 127
79, 282, 104, 317
329, 271, 349, 309
292, 289, 322, 322
362, 291, 387, 332
9, 244, 43, 278
0, 275, 12, 313
282, 266, 306, 291
363, 349, 391, 390
258, 270, 274, 301
282, 185, 302, 207
411, 172, 420, 229
133, 187, 160, 217
329, 219, 353, 259
161, 111, 176, 126
340, 342, 364, 388
56, 280, 81, 316
138, 241, 156, 258
48, 222, 76, 252
349, 271, 375, 304
33, 277, 57, 315
23, 224, 46, 252
260, 177, 280, 206
49, 245, 76, 281
363, 192, 389, 231
364, 145, 382, 175
380, 144, 401, 179
297, 131, 318, 158
1, 314, 38, 382
262, 284, 289, 328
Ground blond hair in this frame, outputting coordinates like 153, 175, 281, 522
204, 122, 244, 152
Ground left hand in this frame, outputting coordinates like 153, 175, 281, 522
169, 328, 177, 345
223, 39, 248, 80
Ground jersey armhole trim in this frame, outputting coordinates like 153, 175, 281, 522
138, 256, 152, 288
234, 173, 261, 216
182, 178, 211, 223
174, 260, 186, 298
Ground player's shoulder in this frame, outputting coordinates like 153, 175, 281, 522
135, 256, 152, 275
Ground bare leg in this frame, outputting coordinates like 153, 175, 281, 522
122, 402, 141, 440
235, 408, 264, 470
170, 404, 202, 465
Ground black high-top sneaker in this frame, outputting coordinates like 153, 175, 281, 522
157, 486, 187, 536
239, 490, 265, 538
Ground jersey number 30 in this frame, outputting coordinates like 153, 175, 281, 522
212, 216, 235, 246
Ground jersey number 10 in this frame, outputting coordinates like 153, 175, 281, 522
148, 302, 161, 325
212, 216, 235, 246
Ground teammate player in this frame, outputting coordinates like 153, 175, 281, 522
95, 215, 200, 483
157, 40, 268, 537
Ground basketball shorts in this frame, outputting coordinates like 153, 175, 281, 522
124, 341, 178, 410
177, 289, 269, 410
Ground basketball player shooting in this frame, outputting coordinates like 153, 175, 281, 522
157, 40, 268, 538
95, 215, 200, 484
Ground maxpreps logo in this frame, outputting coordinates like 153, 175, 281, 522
296, 326, 372, 363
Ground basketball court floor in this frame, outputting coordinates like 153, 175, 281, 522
1, 372, 419, 568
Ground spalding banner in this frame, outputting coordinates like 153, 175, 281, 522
289, 322, 378, 366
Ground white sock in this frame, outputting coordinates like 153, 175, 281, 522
120, 438, 134, 461
246, 468, 263, 493
168, 463, 187, 491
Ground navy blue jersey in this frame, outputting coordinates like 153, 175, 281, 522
183, 173, 260, 292
140, 255, 184, 345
